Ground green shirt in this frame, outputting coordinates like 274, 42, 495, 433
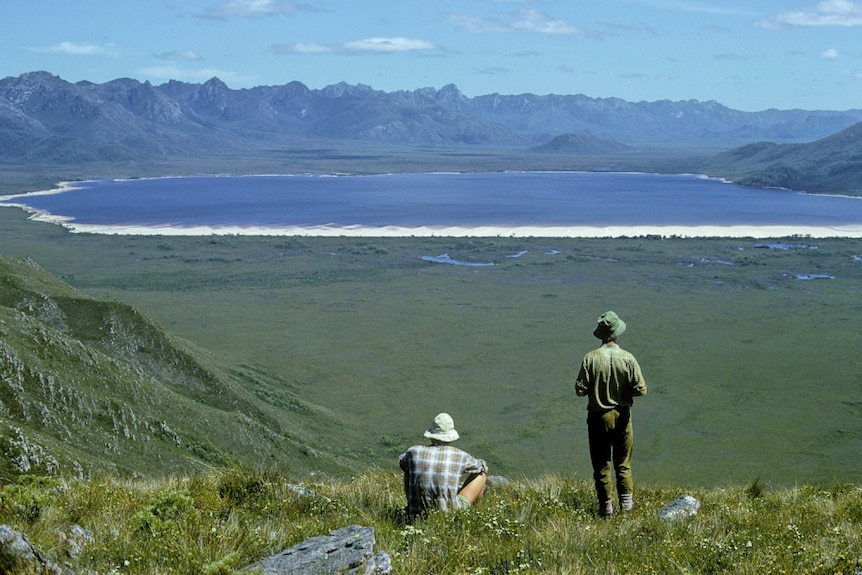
575, 343, 647, 411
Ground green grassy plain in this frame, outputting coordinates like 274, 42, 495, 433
1, 198, 861, 489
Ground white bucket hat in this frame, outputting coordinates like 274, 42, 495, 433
424, 412, 460, 443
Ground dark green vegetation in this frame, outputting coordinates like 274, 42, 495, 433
0, 252, 353, 481
1, 204, 861, 488
2, 469, 861, 574
702, 122, 862, 195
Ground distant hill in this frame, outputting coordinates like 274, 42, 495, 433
703, 121, 862, 194
0, 255, 349, 480
528, 132, 630, 154
3, 71, 862, 165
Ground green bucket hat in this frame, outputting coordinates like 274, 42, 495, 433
593, 311, 626, 342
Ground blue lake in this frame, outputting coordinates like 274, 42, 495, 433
2, 172, 861, 237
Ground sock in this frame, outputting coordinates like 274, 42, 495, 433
620, 493, 633, 512
600, 499, 614, 516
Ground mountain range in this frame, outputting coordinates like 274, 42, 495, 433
2, 71, 862, 193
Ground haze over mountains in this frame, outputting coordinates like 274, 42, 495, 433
1, 70, 862, 194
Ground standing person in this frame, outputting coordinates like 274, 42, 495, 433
575, 311, 647, 517
399, 412, 488, 520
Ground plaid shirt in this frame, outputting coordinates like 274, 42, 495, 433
399, 443, 487, 516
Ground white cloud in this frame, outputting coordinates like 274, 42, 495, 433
137, 65, 252, 85
443, 13, 511, 33
628, 0, 759, 17
444, 9, 581, 35
277, 42, 336, 54
343, 37, 439, 53
772, 0, 862, 26
598, 21, 660, 36
510, 10, 582, 34
30, 41, 117, 56
821, 48, 841, 58
273, 37, 440, 55
154, 50, 204, 62
199, 0, 315, 19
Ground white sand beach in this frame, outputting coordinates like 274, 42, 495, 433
22, 218, 862, 238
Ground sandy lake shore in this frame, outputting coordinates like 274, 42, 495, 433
19, 219, 862, 238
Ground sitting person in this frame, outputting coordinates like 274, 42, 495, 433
399, 412, 488, 520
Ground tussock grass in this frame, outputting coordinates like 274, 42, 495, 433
1, 469, 860, 574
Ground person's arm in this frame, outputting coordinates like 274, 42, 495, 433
575, 361, 590, 396
460, 450, 487, 475
630, 359, 647, 396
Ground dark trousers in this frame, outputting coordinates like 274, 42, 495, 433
587, 407, 634, 504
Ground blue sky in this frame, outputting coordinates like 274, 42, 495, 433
3, 0, 862, 112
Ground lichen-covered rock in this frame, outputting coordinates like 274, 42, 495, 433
0, 525, 67, 575
658, 494, 701, 520
241, 525, 391, 575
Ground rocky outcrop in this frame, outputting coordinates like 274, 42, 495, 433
658, 495, 701, 520
1, 523, 391, 575
0, 525, 66, 575
241, 525, 391, 575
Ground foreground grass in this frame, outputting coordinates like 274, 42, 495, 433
1, 469, 860, 574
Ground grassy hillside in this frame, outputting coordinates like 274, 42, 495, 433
1, 469, 860, 574
1, 204, 861, 488
0, 254, 358, 480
